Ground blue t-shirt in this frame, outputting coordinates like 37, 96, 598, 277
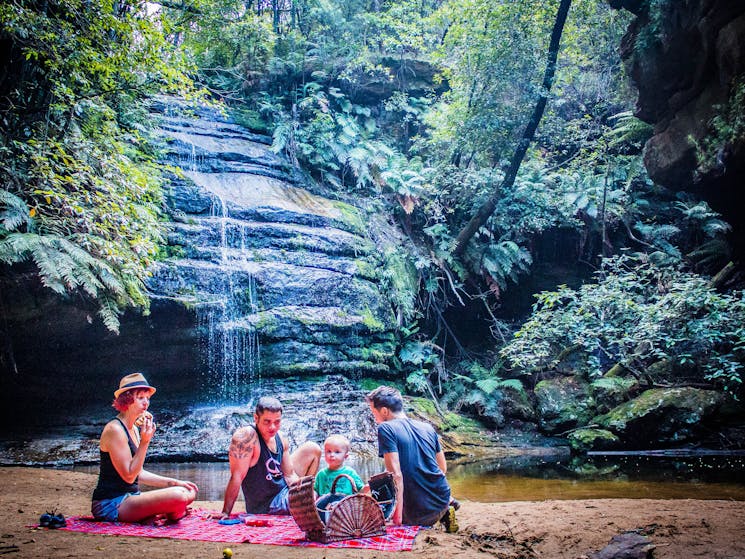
377, 417, 450, 525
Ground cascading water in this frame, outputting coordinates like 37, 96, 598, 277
198, 191, 261, 403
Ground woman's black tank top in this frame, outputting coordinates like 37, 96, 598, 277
92, 418, 140, 501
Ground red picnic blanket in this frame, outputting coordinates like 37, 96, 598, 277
55, 509, 420, 551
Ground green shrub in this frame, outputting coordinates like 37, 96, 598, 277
501, 254, 745, 396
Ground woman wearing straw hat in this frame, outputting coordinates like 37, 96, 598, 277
91, 373, 198, 523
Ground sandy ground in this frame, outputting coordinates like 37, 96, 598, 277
1, 467, 744, 558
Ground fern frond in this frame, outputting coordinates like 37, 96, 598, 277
608, 111, 653, 147
475, 377, 501, 394
0, 190, 30, 233
97, 294, 122, 334
702, 219, 731, 237
687, 239, 730, 268
96, 264, 126, 297
30, 241, 68, 294
56, 237, 104, 294
497, 378, 526, 393
0, 233, 34, 264
271, 120, 292, 154
406, 370, 429, 393
634, 222, 680, 242
462, 389, 488, 408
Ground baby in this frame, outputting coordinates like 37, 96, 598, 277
314, 434, 366, 496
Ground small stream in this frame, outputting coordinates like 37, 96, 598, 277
72, 452, 745, 502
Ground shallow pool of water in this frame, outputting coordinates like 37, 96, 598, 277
73, 452, 745, 502
448, 453, 745, 502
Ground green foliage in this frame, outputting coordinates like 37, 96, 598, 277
501, 255, 745, 396
0, 0, 194, 331
633, 0, 673, 55
180, 1, 274, 100
270, 85, 397, 191
607, 111, 654, 149
400, 337, 442, 394
438, 360, 527, 426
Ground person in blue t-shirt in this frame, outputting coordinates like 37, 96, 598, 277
366, 385, 456, 529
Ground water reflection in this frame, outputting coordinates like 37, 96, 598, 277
73, 453, 745, 502
447, 453, 745, 502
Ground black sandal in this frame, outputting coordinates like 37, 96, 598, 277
39, 511, 66, 529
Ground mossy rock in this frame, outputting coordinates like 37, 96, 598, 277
534, 376, 595, 433
498, 384, 536, 423
593, 387, 725, 447
568, 428, 620, 452
590, 375, 639, 414
406, 397, 499, 457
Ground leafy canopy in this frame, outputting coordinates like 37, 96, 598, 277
0, 0, 195, 331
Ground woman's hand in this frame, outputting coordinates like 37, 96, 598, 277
138, 415, 156, 444
170, 479, 199, 493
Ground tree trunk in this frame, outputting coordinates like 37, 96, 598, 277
272, 0, 281, 33
452, 0, 573, 256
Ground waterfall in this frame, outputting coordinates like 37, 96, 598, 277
149, 96, 396, 392
198, 191, 261, 403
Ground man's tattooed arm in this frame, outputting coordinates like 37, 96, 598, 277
219, 427, 257, 518
229, 427, 257, 460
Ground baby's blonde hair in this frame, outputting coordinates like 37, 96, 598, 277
324, 434, 351, 452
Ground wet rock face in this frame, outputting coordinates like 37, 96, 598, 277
148, 97, 400, 387
618, 2, 745, 183
534, 376, 595, 433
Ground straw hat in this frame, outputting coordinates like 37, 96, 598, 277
114, 373, 157, 398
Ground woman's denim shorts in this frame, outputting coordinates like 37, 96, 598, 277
91, 491, 140, 522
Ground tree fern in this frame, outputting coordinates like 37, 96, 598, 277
0, 232, 135, 333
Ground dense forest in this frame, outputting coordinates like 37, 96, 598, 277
1, 0, 744, 449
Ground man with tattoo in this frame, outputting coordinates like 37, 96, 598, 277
217, 396, 321, 518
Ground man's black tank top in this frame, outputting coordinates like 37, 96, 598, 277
92, 418, 140, 501
241, 430, 287, 513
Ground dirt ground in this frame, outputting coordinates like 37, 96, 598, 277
1, 467, 744, 558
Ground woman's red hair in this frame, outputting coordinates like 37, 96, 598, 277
112, 388, 150, 412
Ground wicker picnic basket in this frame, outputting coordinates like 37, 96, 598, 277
289, 473, 390, 543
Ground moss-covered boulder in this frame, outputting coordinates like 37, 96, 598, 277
589, 375, 639, 414
594, 387, 725, 447
534, 376, 595, 433
568, 428, 620, 452
498, 383, 536, 424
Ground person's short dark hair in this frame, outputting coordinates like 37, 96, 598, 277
255, 396, 283, 415
365, 385, 403, 412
